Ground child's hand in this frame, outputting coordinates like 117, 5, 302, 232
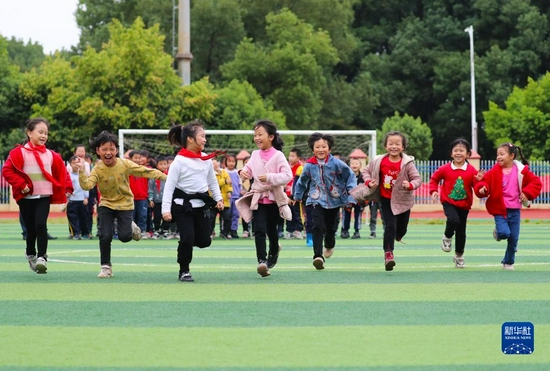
368, 180, 378, 188
162, 212, 172, 222
402, 180, 411, 189
519, 192, 528, 202
149, 200, 154, 208
431, 192, 439, 203
478, 186, 487, 195
475, 170, 485, 181
216, 200, 224, 210
240, 170, 251, 180
74, 157, 84, 171
258, 174, 267, 182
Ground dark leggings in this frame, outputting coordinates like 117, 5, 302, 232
442, 202, 469, 255
19, 197, 50, 258
97, 207, 133, 266
311, 205, 339, 259
172, 204, 212, 272
379, 197, 410, 252
252, 203, 280, 262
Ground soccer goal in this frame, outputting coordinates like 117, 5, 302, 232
119, 129, 377, 162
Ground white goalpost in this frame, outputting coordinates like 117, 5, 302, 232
119, 129, 378, 162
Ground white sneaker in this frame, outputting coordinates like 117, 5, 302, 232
441, 236, 452, 252
503, 264, 515, 271
293, 231, 304, 239
26, 254, 37, 272
453, 255, 465, 268
283, 232, 293, 240
98, 265, 113, 278
313, 257, 325, 270
151, 232, 160, 240
131, 222, 142, 241
324, 247, 334, 258
35, 256, 47, 274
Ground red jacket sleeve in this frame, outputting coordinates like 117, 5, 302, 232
522, 167, 542, 200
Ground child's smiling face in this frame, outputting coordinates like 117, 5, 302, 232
313, 139, 331, 161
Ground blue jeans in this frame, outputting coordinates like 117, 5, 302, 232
494, 209, 521, 265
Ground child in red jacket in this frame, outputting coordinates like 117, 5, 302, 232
430, 139, 483, 268
474, 143, 542, 270
2, 118, 73, 274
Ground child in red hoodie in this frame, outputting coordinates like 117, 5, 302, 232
474, 143, 541, 270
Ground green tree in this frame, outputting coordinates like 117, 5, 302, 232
16, 18, 217, 158
221, 9, 339, 129
379, 112, 433, 160
190, 0, 245, 83
483, 72, 550, 160
0, 36, 23, 159
6, 37, 45, 73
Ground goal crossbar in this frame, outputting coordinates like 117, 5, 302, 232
119, 129, 378, 160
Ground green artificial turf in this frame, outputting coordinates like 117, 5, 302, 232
1, 221, 549, 370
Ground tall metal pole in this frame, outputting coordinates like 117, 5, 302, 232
176, 0, 192, 86
464, 25, 477, 152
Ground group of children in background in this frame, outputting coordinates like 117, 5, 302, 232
2, 117, 542, 279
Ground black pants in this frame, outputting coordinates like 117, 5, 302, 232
172, 203, 212, 272
311, 205, 339, 259
442, 202, 469, 255
379, 197, 410, 252
286, 202, 304, 233
252, 203, 280, 262
211, 207, 230, 235
19, 197, 50, 258
67, 200, 90, 237
152, 203, 170, 232
98, 206, 133, 266
342, 204, 363, 232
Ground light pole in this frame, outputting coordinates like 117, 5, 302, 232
464, 25, 477, 152
175, 0, 192, 86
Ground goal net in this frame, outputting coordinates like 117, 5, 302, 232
119, 129, 377, 164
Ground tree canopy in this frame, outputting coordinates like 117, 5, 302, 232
2, 0, 550, 160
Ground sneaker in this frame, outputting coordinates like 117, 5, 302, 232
384, 251, 395, 271
131, 222, 142, 241
242, 231, 249, 238
151, 232, 160, 240
257, 261, 270, 277
97, 265, 113, 278
313, 257, 325, 270
141, 232, 150, 240
351, 232, 360, 239
441, 235, 452, 252
283, 231, 293, 239
73, 235, 83, 240
503, 264, 515, 271
453, 255, 465, 268
340, 230, 350, 239
267, 244, 282, 269
26, 254, 37, 272
179, 271, 194, 282
164, 232, 176, 240
230, 231, 240, 239
369, 232, 376, 239
324, 247, 334, 259
35, 256, 47, 274
221, 233, 232, 240
493, 228, 501, 241
293, 231, 303, 239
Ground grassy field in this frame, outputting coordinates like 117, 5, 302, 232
1, 219, 549, 370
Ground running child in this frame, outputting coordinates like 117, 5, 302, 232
2, 118, 73, 274
236, 119, 292, 277
357, 131, 422, 271
161, 121, 224, 282
76, 131, 167, 278
474, 142, 541, 270
429, 138, 483, 268
293, 132, 357, 270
